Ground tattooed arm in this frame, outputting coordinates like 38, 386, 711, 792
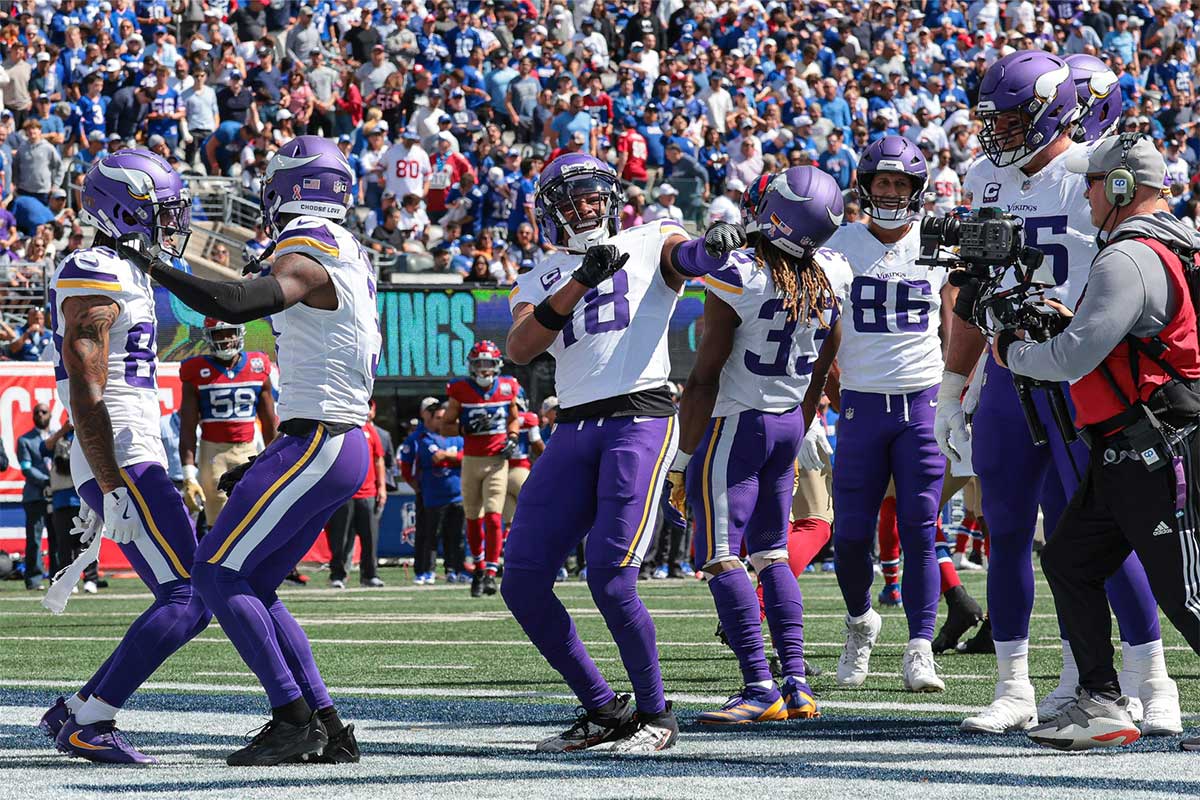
61, 295, 122, 493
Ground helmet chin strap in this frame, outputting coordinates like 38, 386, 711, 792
869, 212, 912, 230
565, 225, 608, 254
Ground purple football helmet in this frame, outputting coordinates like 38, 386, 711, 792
755, 166, 844, 258
81, 149, 190, 257
261, 135, 354, 236
740, 173, 775, 233
1066, 54, 1121, 143
976, 51, 1077, 169
534, 153, 624, 252
857, 135, 928, 227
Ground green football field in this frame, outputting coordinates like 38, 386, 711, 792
3, 565, 1199, 799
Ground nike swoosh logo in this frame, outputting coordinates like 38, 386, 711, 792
633, 416, 655, 423
69, 731, 111, 751
930, 400, 937, 407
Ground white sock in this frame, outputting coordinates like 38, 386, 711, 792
749, 679, 775, 691
74, 696, 119, 726
848, 609, 875, 625
995, 638, 1030, 683
1126, 639, 1168, 681
1057, 639, 1079, 688
907, 637, 932, 654
64, 693, 85, 715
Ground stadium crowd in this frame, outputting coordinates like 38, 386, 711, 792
0, 0, 1193, 283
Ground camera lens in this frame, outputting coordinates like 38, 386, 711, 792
920, 216, 959, 246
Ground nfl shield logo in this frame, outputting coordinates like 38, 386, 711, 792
334, 179, 348, 193
844, 407, 854, 419
500, 384, 512, 396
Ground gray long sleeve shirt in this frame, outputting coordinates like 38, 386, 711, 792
13, 140, 62, 194
1008, 211, 1200, 383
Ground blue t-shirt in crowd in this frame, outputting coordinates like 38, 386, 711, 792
417, 431, 463, 506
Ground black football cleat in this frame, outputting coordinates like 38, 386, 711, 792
768, 655, 823, 679
933, 585, 985, 654
297, 723, 360, 764
956, 616, 995, 655
470, 570, 484, 598
482, 574, 498, 595
226, 714, 328, 766
284, 569, 309, 586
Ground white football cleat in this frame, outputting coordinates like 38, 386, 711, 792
952, 552, 983, 572
1139, 677, 1183, 736
902, 640, 945, 693
1037, 681, 1079, 723
1027, 691, 1141, 751
1118, 665, 1145, 722
961, 679, 1037, 733
836, 609, 882, 688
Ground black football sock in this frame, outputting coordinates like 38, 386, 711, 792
272, 697, 312, 726
317, 705, 346, 735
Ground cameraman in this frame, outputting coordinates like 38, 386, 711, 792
994, 134, 1200, 750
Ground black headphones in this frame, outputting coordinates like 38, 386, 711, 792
1104, 132, 1144, 208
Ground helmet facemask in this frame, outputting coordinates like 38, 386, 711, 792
977, 106, 1043, 169
205, 324, 244, 360
155, 196, 192, 258
861, 170, 920, 230
539, 171, 623, 253
470, 356, 500, 387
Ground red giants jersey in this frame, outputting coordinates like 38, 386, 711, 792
447, 375, 520, 456
180, 352, 272, 444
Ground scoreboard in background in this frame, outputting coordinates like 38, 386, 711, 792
374, 285, 708, 382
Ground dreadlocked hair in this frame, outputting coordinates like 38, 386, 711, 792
754, 238, 834, 325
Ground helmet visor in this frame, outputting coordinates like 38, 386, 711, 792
541, 173, 618, 234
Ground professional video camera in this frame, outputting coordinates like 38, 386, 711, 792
917, 207, 1076, 448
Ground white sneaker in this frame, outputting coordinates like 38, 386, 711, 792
330, 579, 346, 590
836, 609, 882, 688
1139, 677, 1183, 736
961, 679, 1037, 733
952, 552, 983, 571
902, 641, 945, 693
1037, 681, 1079, 723
608, 705, 679, 754
82, 580, 98, 594
71, 585, 78, 595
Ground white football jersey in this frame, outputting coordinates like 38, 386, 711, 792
962, 143, 1097, 308
825, 222, 948, 394
705, 247, 853, 418
270, 216, 381, 427
509, 219, 687, 409
50, 246, 167, 486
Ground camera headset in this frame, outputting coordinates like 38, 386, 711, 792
1095, 132, 1143, 248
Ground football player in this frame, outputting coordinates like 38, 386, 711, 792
179, 318, 277, 523
673, 166, 850, 724
823, 136, 950, 692
503, 152, 743, 753
138, 136, 382, 765
39, 151, 212, 764
1066, 54, 1121, 144
443, 341, 521, 597
937, 52, 1179, 735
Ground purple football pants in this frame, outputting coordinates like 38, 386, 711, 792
77, 463, 212, 708
973, 356, 1159, 645
686, 407, 810, 683
833, 385, 943, 641
193, 424, 368, 709
501, 415, 677, 714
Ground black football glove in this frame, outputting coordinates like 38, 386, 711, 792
574, 244, 629, 289
218, 456, 257, 496
703, 221, 747, 260
498, 433, 520, 459
948, 269, 982, 324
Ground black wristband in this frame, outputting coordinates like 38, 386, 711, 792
533, 298, 572, 331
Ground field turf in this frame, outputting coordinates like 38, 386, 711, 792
2, 565, 1198, 799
